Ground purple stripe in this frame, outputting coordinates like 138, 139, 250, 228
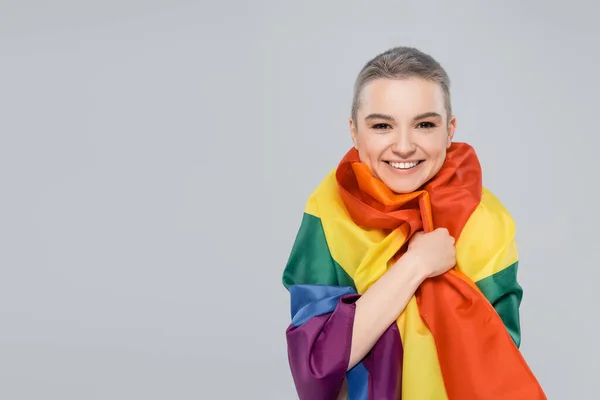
286, 294, 360, 400
364, 322, 403, 399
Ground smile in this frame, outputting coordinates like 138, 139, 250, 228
386, 160, 423, 170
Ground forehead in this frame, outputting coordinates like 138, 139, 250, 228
358, 77, 446, 119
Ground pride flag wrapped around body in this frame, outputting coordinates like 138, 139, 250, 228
282, 142, 546, 399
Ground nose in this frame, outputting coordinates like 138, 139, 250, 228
391, 130, 416, 158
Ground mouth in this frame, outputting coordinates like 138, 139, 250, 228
385, 160, 424, 171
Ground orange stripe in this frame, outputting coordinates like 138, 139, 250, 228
418, 191, 433, 233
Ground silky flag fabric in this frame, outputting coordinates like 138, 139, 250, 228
282, 142, 546, 399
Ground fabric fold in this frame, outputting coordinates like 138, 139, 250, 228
286, 289, 359, 399
283, 141, 546, 399
334, 142, 546, 399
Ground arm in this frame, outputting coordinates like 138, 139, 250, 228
475, 259, 523, 347
283, 212, 424, 399
456, 188, 524, 348
348, 252, 423, 368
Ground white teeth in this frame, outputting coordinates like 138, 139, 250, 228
389, 161, 419, 170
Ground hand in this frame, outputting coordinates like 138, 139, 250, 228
406, 228, 456, 280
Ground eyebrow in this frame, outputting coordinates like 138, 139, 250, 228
364, 112, 442, 122
413, 112, 442, 121
364, 113, 395, 121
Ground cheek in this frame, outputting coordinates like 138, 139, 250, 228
356, 135, 383, 161
422, 135, 449, 159
427, 145, 448, 173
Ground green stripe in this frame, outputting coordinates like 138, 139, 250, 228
475, 261, 523, 348
282, 212, 355, 289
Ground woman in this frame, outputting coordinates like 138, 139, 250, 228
282, 47, 546, 399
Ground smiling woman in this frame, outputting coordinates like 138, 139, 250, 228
281, 46, 547, 400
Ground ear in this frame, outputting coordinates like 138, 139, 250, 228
349, 118, 358, 149
446, 115, 457, 148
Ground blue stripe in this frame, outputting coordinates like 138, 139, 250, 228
288, 284, 369, 397
288, 284, 356, 327
347, 361, 369, 400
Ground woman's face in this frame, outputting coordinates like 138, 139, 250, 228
350, 77, 456, 194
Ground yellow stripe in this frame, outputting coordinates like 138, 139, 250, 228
310, 171, 392, 287
303, 186, 320, 217
455, 188, 519, 282
398, 298, 447, 399
308, 173, 517, 400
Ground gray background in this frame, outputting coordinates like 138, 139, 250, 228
1, 0, 598, 399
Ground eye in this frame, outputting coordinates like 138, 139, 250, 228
416, 121, 436, 129
372, 123, 392, 130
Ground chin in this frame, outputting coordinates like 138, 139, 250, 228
377, 177, 420, 194
378, 173, 427, 194
387, 184, 421, 194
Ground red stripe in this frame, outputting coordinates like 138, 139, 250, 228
335, 142, 546, 399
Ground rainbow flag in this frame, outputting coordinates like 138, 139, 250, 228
282, 142, 546, 399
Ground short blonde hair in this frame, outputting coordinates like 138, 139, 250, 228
351, 46, 452, 122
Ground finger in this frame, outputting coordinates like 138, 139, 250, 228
411, 230, 424, 239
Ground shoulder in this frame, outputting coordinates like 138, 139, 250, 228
455, 187, 519, 282
462, 186, 516, 238
303, 169, 348, 220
